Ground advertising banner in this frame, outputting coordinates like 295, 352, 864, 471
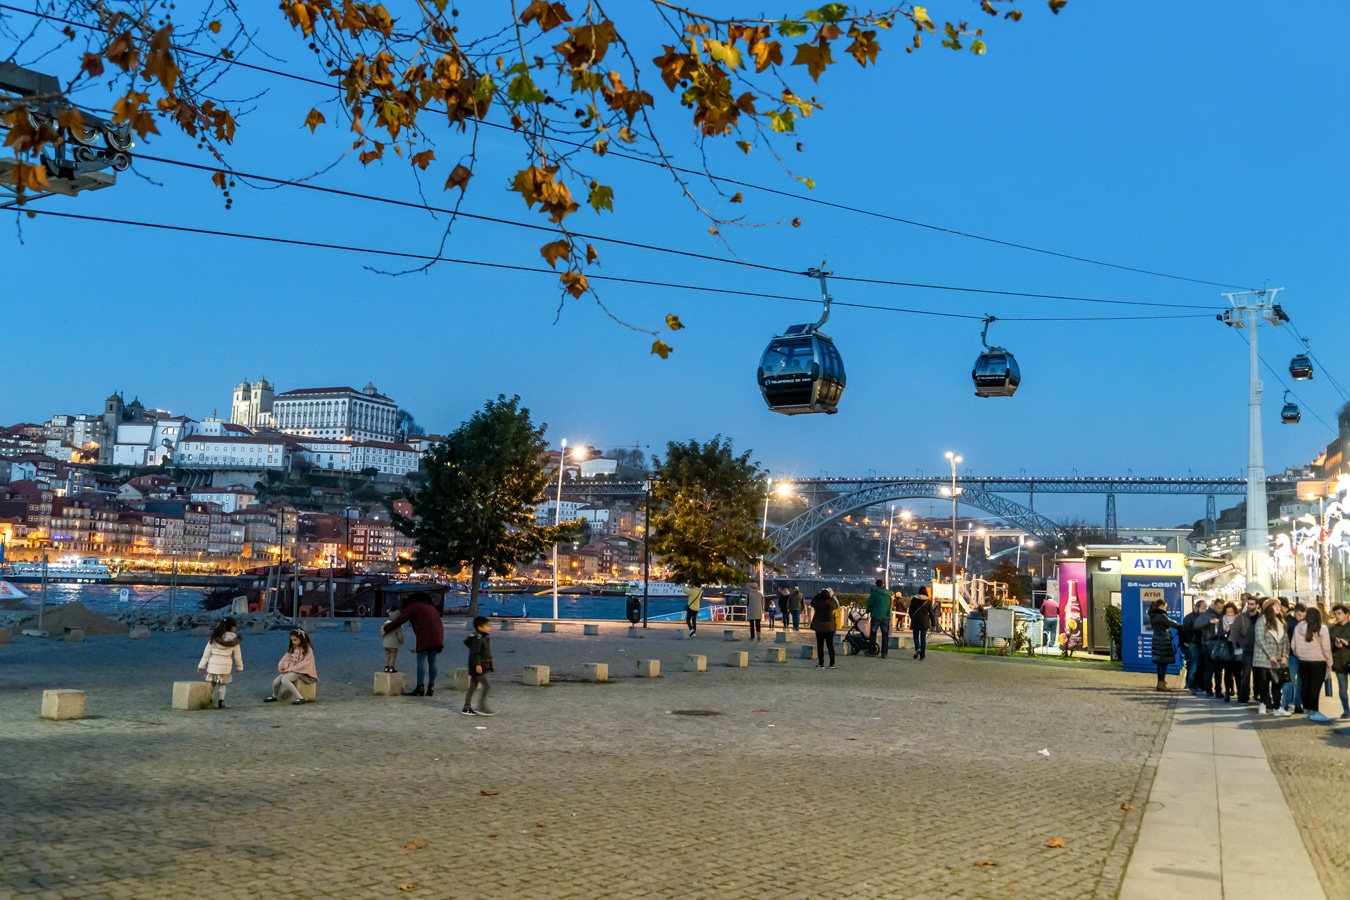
1057, 561, 1087, 650
1120, 576, 1184, 674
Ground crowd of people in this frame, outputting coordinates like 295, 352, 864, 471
1152, 593, 1350, 722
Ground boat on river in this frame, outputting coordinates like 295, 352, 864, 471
3, 557, 112, 584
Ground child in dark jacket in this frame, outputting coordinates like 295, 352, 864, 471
462, 616, 495, 717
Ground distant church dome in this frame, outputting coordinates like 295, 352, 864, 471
362, 382, 379, 396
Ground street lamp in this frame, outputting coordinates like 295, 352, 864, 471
945, 451, 962, 634
550, 439, 586, 620
760, 480, 792, 594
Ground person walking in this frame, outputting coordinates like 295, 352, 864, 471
197, 617, 243, 709
1282, 602, 1307, 713
1252, 599, 1289, 715
909, 594, 935, 661
745, 583, 765, 641
865, 579, 892, 658
1180, 599, 1209, 692
1328, 605, 1350, 719
1235, 595, 1259, 703
683, 584, 702, 637
1292, 606, 1334, 721
265, 628, 318, 705
1148, 599, 1182, 692
809, 588, 840, 669
776, 586, 791, 631
461, 615, 495, 717
788, 585, 805, 631
381, 591, 444, 697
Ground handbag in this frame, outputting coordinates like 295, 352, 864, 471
1211, 640, 1235, 663
1275, 665, 1291, 685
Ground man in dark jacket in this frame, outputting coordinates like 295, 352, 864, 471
1180, 599, 1209, 692
1233, 595, 1260, 703
1190, 603, 1220, 696
382, 592, 445, 697
462, 615, 494, 716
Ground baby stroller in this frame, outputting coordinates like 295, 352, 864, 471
844, 608, 880, 657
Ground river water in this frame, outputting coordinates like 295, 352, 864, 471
7, 583, 208, 615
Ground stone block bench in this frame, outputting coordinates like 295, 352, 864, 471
192, 625, 212, 637
764, 647, 786, 663
0, 626, 13, 644
343, 620, 361, 632
41, 689, 84, 720
128, 625, 150, 640
584, 624, 600, 636
583, 663, 608, 682
172, 681, 213, 710
540, 622, 557, 634
723, 630, 738, 642
522, 665, 549, 686
373, 671, 405, 696
499, 619, 516, 631
296, 681, 317, 702
635, 659, 660, 677
684, 654, 707, 673
627, 626, 643, 638
63, 628, 84, 643
727, 651, 748, 668
800, 645, 817, 660
453, 668, 472, 692
775, 632, 789, 644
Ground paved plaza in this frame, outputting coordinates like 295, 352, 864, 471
0, 620, 1341, 898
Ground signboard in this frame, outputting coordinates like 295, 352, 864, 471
1120, 576, 1184, 674
1120, 552, 1186, 577
1057, 561, 1087, 650
118, 588, 130, 603
1193, 562, 1236, 584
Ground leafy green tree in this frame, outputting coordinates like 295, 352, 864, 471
393, 395, 576, 616
988, 557, 1030, 602
649, 436, 772, 587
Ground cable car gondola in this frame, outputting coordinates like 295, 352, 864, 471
758, 265, 846, 415
1281, 390, 1301, 424
1289, 353, 1313, 381
972, 316, 1021, 398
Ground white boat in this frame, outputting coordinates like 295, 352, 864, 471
0, 580, 27, 599
624, 580, 689, 598
4, 557, 111, 584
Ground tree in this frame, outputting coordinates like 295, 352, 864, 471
2, 2, 1054, 356
392, 395, 576, 616
1058, 518, 1110, 553
988, 557, 1030, 601
649, 436, 771, 587
396, 410, 427, 438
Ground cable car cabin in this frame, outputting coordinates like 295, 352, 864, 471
758, 327, 846, 415
1281, 401, 1302, 424
1289, 354, 1314, 380
972, 349, 1021, 398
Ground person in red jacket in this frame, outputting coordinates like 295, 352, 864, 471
381, 592, 445, 697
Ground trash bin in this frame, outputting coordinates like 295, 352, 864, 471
626, 597, 641, 624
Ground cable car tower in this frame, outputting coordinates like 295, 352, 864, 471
1218, 287, 1284, 595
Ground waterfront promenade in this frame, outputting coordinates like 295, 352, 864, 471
0, 622, 1340, 898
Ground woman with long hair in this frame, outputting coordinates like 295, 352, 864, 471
1292, 606, 1334, 720
1252, 599, 1289, 715
1148, 599, 1182, 692
266, 628, 319, 705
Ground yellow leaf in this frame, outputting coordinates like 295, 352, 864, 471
1044, 838, 1066, 849
971, 39, 987, 55
585, 243, 599, 264
790, 42, 833, 82
735, 140, 752, 154
651, 340, 673, 359
208, 20, 222, 34
730, 192, 743, 203
397, 885, 416, 892
665, 314, 684, 331
705, 38, 742, 69
913, 6, 936, 30
302, 107, 326, 133
403, 840, 427, 851
540, 239, 571, 268
560, 271, 589, 298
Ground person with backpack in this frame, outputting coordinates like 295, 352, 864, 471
461, 615, 495, 717
683, 584, 702, 637
788, 586, 805, 631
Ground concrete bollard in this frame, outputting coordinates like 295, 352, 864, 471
723, 630, 737, 642
800, 645, 817, 660
677, 628, 691, 640
344, 620, 361, 633
765, 647, 786, 663
41, 689, 84, 720
172, 681, 213, 710
727, 651, 748, 668
888, 635, 901, 650
627, 626, 643, 638
0, 626, 11, 644
684, 654, 707, 673
775, 631, 789, 644
128, 625, 150, 640
373, 671, 406, 696
302, 620, 316, 634
296, 681, 317, 703
584, 624, 600, 636
541, 622, 557, 634
63, 628, 85, 643
636, 659, 660, 677
251, 621, 265, 635
583, 663, 608, 682
452, 668, 471, 692
500, 619, 516, 631
522, 665, 550, 686
192, 625, 212, 637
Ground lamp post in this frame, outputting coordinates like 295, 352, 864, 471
945, 451, 962, 634
642, 479, 652, 628
884, 505, 896, 590
552, 439, 568, 621
760, 478, 772, 596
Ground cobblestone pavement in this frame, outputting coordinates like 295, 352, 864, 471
1253, 705, 1350, 899
0, 621, 1173, 899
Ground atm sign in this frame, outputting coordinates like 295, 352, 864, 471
1120, 553, 1186, 576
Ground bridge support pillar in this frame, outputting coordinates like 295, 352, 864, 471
1205, 493, 1217, 538
1105, 493, 1118, 541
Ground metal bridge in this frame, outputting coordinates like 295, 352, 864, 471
559, 475, 1293, 558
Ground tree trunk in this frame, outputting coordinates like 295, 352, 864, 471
468, 565, 479, 618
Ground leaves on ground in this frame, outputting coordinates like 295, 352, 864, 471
404, 840, 427, 851
1120, 802, 1136, 810
397, 884, 416, 892
480, 789, 499, 796
1044, 838, 1067, 849
973, 859, 998, 867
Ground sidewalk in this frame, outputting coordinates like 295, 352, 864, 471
1120, 695, 1326, 900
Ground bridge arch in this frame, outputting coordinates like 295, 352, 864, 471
768, 480, 1064, 563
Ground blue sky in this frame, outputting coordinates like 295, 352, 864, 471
4, 2, 1349, 527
